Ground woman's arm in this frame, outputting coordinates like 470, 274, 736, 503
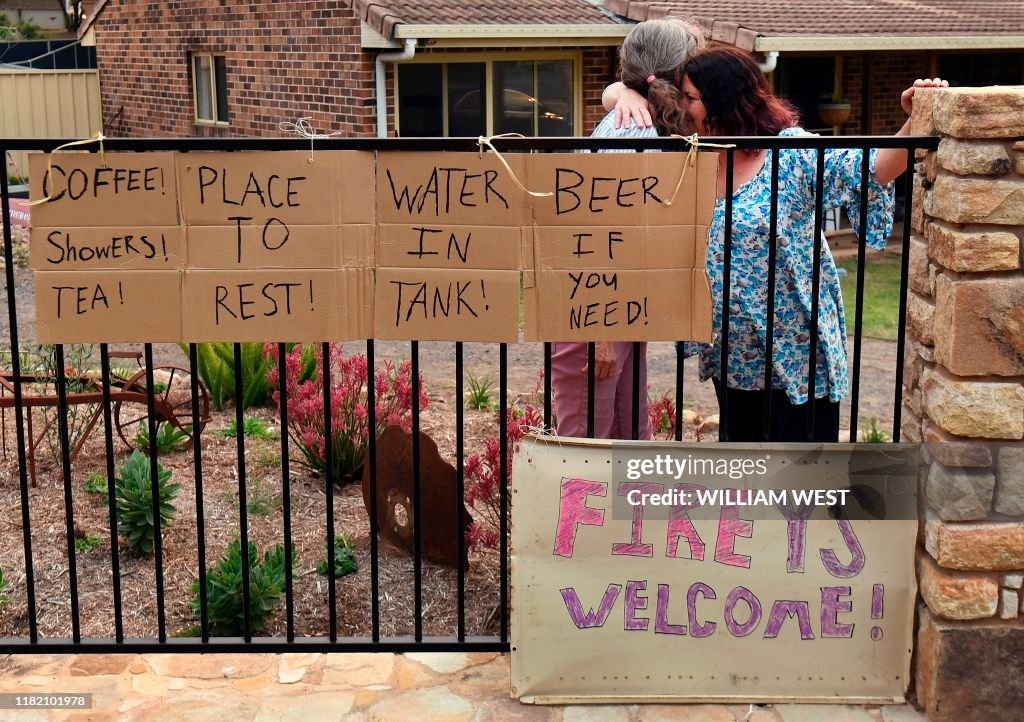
873, 78, 948, 184
602, 82, 653, 130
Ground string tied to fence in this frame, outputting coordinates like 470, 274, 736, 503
476, 133, 553, 198
279, 117, 342, 164
29, 131, 107, 206
658, 133, 737, 207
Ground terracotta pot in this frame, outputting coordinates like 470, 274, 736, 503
818, 103, 851, 127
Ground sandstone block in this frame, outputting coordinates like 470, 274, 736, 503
911, 174, 925, 234
932, 86, 1024, 139
925, 518, 1024, 570
908, 235, 930, 295
900, 404, 921, 443
916, 604, 1024, 722
906, 291, 934, 345
999, 588, 1019, 619
924, 174, 1024, 225
1004, 572, 1024, 589
933, 275, 1024, 377
923, 150, 938, 183
925, 461, 995, 520
920, 439, 992, 467
995, 445, 1024, 516
909, 87, 938, 136
917, 553, 999, 619
925, 221, 1020, 272
936, 138, 1012, 175
1014, 149, 1024, 176
920, 366, 1024, 439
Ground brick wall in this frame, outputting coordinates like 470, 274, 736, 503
93, 1, 617, 139
95, 1, 377, 138
838, 51, 934, 135
906, 86, 1024, 722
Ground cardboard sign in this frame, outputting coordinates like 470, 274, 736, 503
377, 224, 522, 270
34, 270, 181, 343
523, 152, 716, 342
181, 269, 338, 342
29, 152, 179, 227
29, 226, 185, 271
187, 224, 338, 269
337, 268, 374, 340
373, 267, 519, 342
511, 437, 918, 704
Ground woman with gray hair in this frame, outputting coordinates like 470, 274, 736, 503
551, 17, 705, 440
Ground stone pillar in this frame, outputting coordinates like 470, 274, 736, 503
907, 87, 1024, 722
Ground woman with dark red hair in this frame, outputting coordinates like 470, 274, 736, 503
607, 46, 945, 442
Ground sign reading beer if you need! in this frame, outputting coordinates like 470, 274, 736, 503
28, 150, 716, 343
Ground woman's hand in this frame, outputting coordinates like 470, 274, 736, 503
602, 82, 653, 130
582, 341, 618, 381
901, 77, 948, 115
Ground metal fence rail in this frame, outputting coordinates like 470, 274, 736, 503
0, 134, 938, 653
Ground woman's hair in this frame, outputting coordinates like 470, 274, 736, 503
681, 46, 799, 137
618, 18, 705, 135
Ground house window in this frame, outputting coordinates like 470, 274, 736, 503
396, 54, 577, 137
192, 53, 228, 124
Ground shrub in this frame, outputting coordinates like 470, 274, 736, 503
82, 470, 107, 495
316, 534, 358, 578
189, 539, 295, 636
464, 404, 544, 552
265, 343, 428, 484
648, 391, 677, 439
0, 567, 9, 609
114, 450, 180, 555
75, 532, 103, 555
216, 415, 277, 440
133, 421, 191, 454
185, 342, 316, 412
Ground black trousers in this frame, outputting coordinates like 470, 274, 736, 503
712, 378, 840, 443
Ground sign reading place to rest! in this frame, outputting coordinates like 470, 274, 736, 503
28, 148, 717, 344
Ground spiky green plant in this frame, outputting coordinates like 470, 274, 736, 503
114, 450, 180, 555
189, 539, 295, 636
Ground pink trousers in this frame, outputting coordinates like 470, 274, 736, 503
551, 341, 652, 440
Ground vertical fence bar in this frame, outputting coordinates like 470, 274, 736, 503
411, 340, 423, 642
188, 343, 209, 642
543, 342, 552, 430
455, 341, 466, 641
232, 343, 252, 642
719, 148, 736, 441
144, 344, 167, 642
849, 149, 872, 442
277, 343, 295, 641
806, 149, 827, 436
98, 345, 124, 642
54, 346, 81, 642
366, 339, 380, 642
499, 342, 508, 642
1, 156, 37, 641
893, 151, 917, 442
674, 344, 684, 441
586, 343, 595, 438
322, 342, 337, 642
763, 149, 782, 440
631, 342, 641, 440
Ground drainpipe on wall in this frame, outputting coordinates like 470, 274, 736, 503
758, 51, 779, 74
376, 38, 417, 138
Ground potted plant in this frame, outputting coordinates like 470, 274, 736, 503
817, 92, 851, 127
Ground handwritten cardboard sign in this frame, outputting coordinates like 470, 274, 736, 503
523, 152, 716, 342
374, 152, 527, 341
34, 270, 182, 343
511, 437, 918, 703
29, 226, 185, 271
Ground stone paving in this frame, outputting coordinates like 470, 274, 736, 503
0, 653, 929, 721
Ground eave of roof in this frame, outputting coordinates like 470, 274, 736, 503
76, 0, 110, 40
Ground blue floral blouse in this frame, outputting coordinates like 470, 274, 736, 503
698, 128, 895, 405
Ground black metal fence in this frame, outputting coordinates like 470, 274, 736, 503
0, 134, 937, 653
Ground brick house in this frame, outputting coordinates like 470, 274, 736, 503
78, 0, 1024, 139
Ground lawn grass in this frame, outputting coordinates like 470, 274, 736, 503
837, 250, 904, 341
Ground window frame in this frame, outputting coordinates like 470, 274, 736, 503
393, 50, 582, 137
191, 52, 229, 127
